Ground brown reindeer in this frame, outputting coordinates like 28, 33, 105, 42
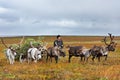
91, 33, 117, 62
46, 46, 65, 63
67, 45, 92, 63
67, 45, 83, 63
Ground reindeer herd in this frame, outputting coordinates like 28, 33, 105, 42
1, 33, 117, 64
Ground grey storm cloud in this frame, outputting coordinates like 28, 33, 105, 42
0, 0, 120, 36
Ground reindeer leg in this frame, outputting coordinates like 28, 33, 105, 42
92, 56, 95, 62
50, 56, 52, 62
55, 56, 58, 63
98, 56, 100, 62
27, 53, 30, 63
28, 58, 29, 63
12, 58, 14, 64
83, 55, 86, 61
86, 57, 89, 62
13, 57, 15, 64
27, 56, 31, 64
8, 56, 11, 64
10, 55, 14, 64
34, 54, 38, 63
34, 59, 37, 63
80, 56, 83, 61
69, 55, 72, 63
11, 56, 14, 64
105, 55, 107, 61
19, 54, 22, 63
46, 55, 48, 62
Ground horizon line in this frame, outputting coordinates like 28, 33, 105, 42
0, 34, 120, 37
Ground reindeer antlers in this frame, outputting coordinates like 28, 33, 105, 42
103, 33, 115, 45
103, 36, 108, 45
108, 33, 114, 43
1, 38, 8, 48
1, 36, 25, 49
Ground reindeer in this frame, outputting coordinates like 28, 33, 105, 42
67, 45, 91, 63
27, 42, 44, 63
67, 46, 83, 63
91, 33, 117, 62
1, 36, 24, 64
46, 46, 65, 63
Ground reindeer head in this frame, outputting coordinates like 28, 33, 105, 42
103, 33, 117, 51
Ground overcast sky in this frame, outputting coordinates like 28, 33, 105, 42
0, 0, 120, 36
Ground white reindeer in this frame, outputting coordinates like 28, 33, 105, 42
27, 42, 42, 63
1, 36, 24, 64
5, 47, 17, 64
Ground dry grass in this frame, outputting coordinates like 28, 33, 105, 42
0, 36, 120, 80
